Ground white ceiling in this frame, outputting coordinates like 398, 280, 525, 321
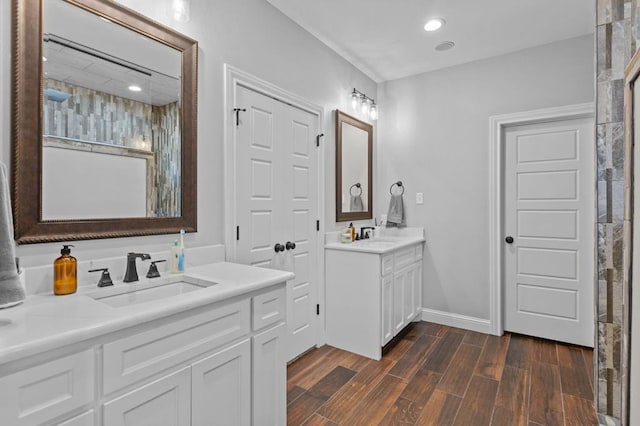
266, 0, 595, 83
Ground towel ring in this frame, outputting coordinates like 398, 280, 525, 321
349, 183, 362, 196
390, 181, 404, 195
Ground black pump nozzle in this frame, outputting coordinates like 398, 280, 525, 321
61, 244, 74, 255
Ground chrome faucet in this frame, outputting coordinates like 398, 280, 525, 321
123, 252, 151, 283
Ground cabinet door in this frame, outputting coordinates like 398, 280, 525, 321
252, 322, 286, 426
404, 263, 420, 323
381, 274, 394, 345
56, 410, 94, 426
393, 269, 407, 335
104, 367, 190, 426
192, 339, 251, 426
413, 262, 423, 317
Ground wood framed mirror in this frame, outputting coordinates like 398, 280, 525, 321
11, 0, 198, 244
335, 110, 373, 222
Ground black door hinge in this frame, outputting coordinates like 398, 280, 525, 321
236, 226, 240, 241
233, 108, 246, 126
316, 133, 324, 147
316, 220, 320, 231
316, 304, 320, 315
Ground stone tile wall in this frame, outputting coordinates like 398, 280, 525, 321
596, 0, 637, 424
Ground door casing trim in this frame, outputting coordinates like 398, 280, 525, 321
488, 103, 595, 336
223, 64, 326, 345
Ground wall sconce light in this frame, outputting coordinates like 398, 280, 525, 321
350, 88, 378, 121
173, 0, 190, 22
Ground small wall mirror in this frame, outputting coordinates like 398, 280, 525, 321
335, 110, 373, 222
12, 0, 198, 244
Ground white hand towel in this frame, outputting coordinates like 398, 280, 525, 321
386, 194, 406, 227
350, 194, 364, 212
0, 163, 25, 308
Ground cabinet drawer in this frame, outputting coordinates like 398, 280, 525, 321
0, 350, 94, 426
252, 286, 286, 331
394, 247, 415, 269
103, 299, 250, 394
381, 255, 394, 276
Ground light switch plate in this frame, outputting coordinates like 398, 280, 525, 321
416, 192, 424, 204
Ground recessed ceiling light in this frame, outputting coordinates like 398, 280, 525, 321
424, 18, 445, 32
42, 56, 47, 62
435, 41, 455, 52
128, 85, 142, 92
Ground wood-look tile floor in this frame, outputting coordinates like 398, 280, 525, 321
286, 322, 598, 426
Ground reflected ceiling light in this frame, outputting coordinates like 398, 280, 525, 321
424, 18, 445, 32
128, 85, 142, 92
100, 16, 111, 23
173, 0, 190, 22
349, 88, 378, 121
42, 56, 47, 62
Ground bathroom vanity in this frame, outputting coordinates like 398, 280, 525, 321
0, 262, 291, 426
324, 228, 425, 360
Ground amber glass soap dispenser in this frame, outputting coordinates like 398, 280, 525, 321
54, 245, 77, 295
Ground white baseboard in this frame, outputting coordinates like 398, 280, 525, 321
420, 308, 497, 335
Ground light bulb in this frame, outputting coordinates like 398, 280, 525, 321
424, 18, 445, 32
361, 98, 369, 114
351, 90, 359, 109
370, 103, 378, 121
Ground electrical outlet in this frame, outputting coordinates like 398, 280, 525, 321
416, 192, 424, 204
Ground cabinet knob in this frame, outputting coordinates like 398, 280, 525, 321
505, 236, 514, 244
285, 241, 296, 250
274, 243, 285, 253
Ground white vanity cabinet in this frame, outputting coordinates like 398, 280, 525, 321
0, 283, 286, 426
325, 240, 424, 360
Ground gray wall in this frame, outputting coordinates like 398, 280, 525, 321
376, 35, 595, 320
0, 0, 376, 265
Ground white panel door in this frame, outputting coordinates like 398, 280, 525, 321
504, 117, 594, 346
235, 85, 319, 362
381, 274, 394, 345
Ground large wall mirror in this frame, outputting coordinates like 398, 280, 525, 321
335, 110, 373, 222
11, 0, 198, 244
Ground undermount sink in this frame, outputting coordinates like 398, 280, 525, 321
88, 278, 215, 308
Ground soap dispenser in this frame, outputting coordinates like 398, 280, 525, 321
54, 245, 77, 295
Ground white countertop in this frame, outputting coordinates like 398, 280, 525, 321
325, 227, 425, 254
0, 262, 293, 365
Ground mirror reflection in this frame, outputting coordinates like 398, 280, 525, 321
341, 124, 369, 212
335, 110, 373, 222
42, 0, 182, 220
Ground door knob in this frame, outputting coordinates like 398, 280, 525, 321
274, 243, 285, 253
286, 241, 296, 250
505, 236, 514, 244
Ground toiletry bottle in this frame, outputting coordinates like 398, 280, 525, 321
169, 240, 179, 273
53, 245, 77, 295
349, 223, 355, 241
177, 229, 185, 272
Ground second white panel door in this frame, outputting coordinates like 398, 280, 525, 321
235, 85, 319, 362
504, 116, 594, 347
